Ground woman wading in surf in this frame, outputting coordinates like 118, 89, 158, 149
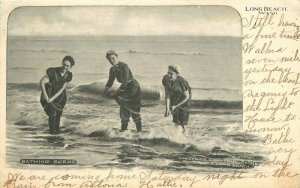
162, 65, 191, 133
40, 56, 75, 134
104, 50, 142, 132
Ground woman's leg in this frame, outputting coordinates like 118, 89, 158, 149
132, 113, 142, 132
120, 106, 130, 132
48, 116, 56, 134
179, 109, 189, 133
172, 109, 179, 125
54, 116, 61, 133
180, 124, 185, 133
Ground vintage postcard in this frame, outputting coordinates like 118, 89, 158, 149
0, 0, 299, 188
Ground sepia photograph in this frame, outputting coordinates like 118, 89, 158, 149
6, 6, 264, 171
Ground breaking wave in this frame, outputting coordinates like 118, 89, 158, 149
7, 82, 242, 109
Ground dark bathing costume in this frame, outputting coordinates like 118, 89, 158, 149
105, 62, 142, 131
40, 67, 72, 134
162, 74, 191, 125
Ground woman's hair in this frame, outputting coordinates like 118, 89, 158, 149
168, 65, 180, 74
62, 55, 75, 66
106, 50, 118, 59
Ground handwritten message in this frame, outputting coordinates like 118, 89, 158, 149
242, 12, 299, 180
2, 169, 290, 188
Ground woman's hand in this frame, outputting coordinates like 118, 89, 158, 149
171, 105, 178, 111
47, 83, 67, 103
44, 95, 49, 103
103, 89, 108, 97
110, 91, 117, 97
104, 88, 115, 97
103, 88, 109, 95
164, 108, 170, 117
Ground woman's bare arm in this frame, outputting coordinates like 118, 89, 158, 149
172, 90, 189, 110
48, 83, 67, 103
40, 74, 49, 102
164, 87, 171, 117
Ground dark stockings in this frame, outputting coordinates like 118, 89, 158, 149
48, 116, 61, 134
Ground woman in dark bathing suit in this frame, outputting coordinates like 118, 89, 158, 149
104, 50, 142, 132
162, 65, 191, 133
40, 56, 75, 134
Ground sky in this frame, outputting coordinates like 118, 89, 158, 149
8, 6, 241, 36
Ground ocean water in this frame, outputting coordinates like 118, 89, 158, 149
6, 36, 265, 171
7, 35, 242, 100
